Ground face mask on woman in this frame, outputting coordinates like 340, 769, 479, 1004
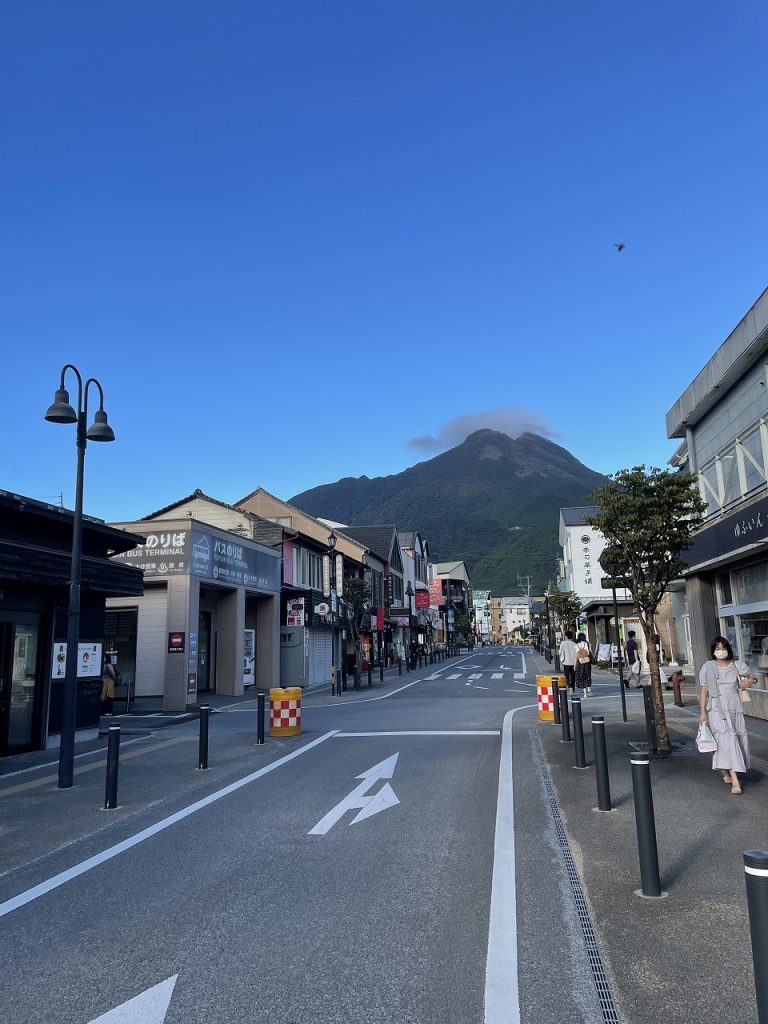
714, 650, 729, 660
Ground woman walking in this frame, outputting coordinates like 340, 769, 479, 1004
698, 636, 755, 794
574, 632, 592, 697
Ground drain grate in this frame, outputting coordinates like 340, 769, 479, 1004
532, 731, 622, 1024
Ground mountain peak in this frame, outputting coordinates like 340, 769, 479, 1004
288, 433, 608, 590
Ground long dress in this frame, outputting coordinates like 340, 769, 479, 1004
698, 660, 751, 773
574, 642, 592, 690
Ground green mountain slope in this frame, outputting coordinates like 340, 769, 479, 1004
289, 429, 608, 591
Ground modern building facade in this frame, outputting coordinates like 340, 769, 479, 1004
667, 285, 768, 716
109, 492, 281, 711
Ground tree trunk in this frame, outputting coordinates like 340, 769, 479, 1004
639, 611, 671, 753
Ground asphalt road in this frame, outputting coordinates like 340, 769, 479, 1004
2, 646, 618, 1024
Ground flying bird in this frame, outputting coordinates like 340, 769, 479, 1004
614, 242, 626, 252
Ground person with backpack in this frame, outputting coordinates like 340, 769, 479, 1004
574, 632, 592, 696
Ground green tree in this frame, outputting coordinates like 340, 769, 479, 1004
551, 590, 582, 633
342, 576, 371, 687
586, 466, 706, 753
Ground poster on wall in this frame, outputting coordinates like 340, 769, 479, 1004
243, 628, 255, 686
286, 597, 304, 626
51, 642, 102, 679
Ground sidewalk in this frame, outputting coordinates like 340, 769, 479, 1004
536, 660, 764, 1023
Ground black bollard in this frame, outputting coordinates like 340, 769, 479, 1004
559, 686, 571, 742
398, 657, 402, 676
256, 691, 266, 745
744, 850, 768, 1024
592, 718, 612, 811
571, 698, 587, 768
368, 662, 373, 687
630, 752, 664, 898
104, 724, 120, 810
551, 677, 561, 725
198, 704, 210, 769
379, 658, 384, 683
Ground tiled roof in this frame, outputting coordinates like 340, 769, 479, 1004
340, 525, 397, 562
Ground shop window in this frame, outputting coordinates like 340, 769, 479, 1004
720, 615, 737, 655
734, 562, 768, 605
717, 572, 733, 606
737, 613, 768, 684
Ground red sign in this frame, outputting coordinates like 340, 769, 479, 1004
429, 579, 443, 607
415, 590, 430, 609
376, 607, 384, 631
168, 631, 185, 653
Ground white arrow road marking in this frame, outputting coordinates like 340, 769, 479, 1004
309, 754, 400, 835
491, 673, 503, 679
89, 975, 178, 1024
350, 782, 399, 824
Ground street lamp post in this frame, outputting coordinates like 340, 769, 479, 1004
328, 531, 337, 695
405, 581, 414, 668
45, 365, 115, 789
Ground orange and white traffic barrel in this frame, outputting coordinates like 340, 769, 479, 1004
269, 687, 302, 737
536, 676, 555, 721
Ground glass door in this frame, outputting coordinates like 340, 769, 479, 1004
0, 620, 40, 754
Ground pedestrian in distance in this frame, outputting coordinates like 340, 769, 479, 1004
558, 630, 578, 692
698, 636, 756, 795
574, 632, 592, 696
100, 654, 116, 716
625, 630, 642, 688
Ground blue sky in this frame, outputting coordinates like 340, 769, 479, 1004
2, 1, 767, 524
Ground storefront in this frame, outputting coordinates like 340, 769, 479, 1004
0, 490, 143, 755
682, 493, 768, 719
108, 517, 280, 711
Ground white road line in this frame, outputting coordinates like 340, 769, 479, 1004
484, 704, 533, 1024
309, 676, 425, 707
335, 731, 500, 737
447, 673, 462, 680
513, 672, 525, 679
0, 730, 339, 920
520, 652, 527, 677
491, 673, 503, 680
469, 673, 482, 680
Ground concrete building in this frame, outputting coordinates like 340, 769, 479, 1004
236, 488, 368, 687
109, 492, 281, 711
667, 285, 768, 716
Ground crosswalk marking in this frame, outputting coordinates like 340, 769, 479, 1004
448, 673, 462, 679
492, 673, 503, 679
469, 673, 482, 680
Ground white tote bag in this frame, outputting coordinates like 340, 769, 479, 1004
696, 722, 717, 753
